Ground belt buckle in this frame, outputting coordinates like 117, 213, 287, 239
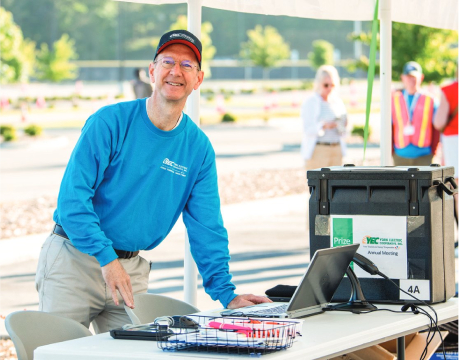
115, 249, 138, 259
118, 250, 132, 259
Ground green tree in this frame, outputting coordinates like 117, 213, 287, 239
348, 23, 458, 83
308, 40, 334, 70
4, 0, 360, 64
35, 33, 78, 82
3, 0, 189, 62
240, 25, 290, 80
167, 15, 216, 78
0, 7, 35, 83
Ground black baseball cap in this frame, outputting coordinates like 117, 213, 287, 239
154, 30, 202, 68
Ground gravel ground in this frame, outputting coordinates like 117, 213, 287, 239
1, 168, 309, 240
0, 340, 16, 360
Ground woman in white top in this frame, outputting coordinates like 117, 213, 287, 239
301, 65, 347, 169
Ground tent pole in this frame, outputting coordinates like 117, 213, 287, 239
184, 0, 202, 307
379, 0, 392, 166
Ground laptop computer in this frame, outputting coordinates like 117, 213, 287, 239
221, 244, 359, 319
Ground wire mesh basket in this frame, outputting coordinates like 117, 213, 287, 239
157, 315, 301, 356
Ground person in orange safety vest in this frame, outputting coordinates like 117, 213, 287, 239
391, 61, 440, 166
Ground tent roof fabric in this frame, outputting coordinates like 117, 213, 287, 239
116, 0, 458, 31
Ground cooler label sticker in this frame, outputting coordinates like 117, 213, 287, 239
331, 215, 408, 279
399, 279, 430, 301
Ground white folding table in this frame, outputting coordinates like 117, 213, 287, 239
34, 298, 458, 360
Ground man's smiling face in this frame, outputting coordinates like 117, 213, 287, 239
149, 44, 204, 104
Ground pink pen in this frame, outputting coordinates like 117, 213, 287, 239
208, 321, 252, 336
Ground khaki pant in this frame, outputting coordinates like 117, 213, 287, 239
306, 143, 342, 170
35, 233, 150, 333
392, 153, 433, 166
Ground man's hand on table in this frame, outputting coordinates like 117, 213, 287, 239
227, 294, 273, 309
101, 259, 134, 309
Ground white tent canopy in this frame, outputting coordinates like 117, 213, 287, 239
115, 0, 458, 306
118, 0, 458, 30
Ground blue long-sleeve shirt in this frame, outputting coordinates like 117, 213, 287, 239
54, 98, 237, 307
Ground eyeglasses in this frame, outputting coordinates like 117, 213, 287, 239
323, 83, 335, 88
155, 56, 200, 72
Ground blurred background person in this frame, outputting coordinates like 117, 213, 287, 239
301, 65, 347, 170
132, 68, 153, 99
391, 61, 440, 166
434, 76, 458, 225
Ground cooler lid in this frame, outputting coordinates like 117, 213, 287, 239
306, 164, 453, 180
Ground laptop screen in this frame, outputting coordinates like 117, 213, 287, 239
287, 244, 359, 312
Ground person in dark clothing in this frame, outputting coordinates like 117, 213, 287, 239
132, 68, 153, 99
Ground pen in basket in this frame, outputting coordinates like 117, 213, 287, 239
207, 321, 293, 339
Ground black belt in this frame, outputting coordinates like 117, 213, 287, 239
53, 224, 139, 259
316, 142, 340, 146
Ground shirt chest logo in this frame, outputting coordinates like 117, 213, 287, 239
161, 158, 188, 178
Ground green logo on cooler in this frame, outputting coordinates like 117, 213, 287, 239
363, 236, 379, 244
362, 235, 402, 246
333, 218, 353, 247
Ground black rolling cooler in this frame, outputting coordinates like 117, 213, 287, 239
307, 165, 457, 304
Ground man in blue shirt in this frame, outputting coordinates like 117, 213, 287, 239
35, 30, 270, 333
391, 61, 440, 166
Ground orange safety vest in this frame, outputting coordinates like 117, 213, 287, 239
391, 91, 434, 149
441, 81, 458, 136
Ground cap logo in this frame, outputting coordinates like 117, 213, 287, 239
170, 33, 195, 43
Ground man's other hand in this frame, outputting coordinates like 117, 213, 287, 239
227, 294, 273, 309
101, 259, 134, 309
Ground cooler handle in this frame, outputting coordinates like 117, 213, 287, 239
445, 176, 457, 189
434, 178, 458, 196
